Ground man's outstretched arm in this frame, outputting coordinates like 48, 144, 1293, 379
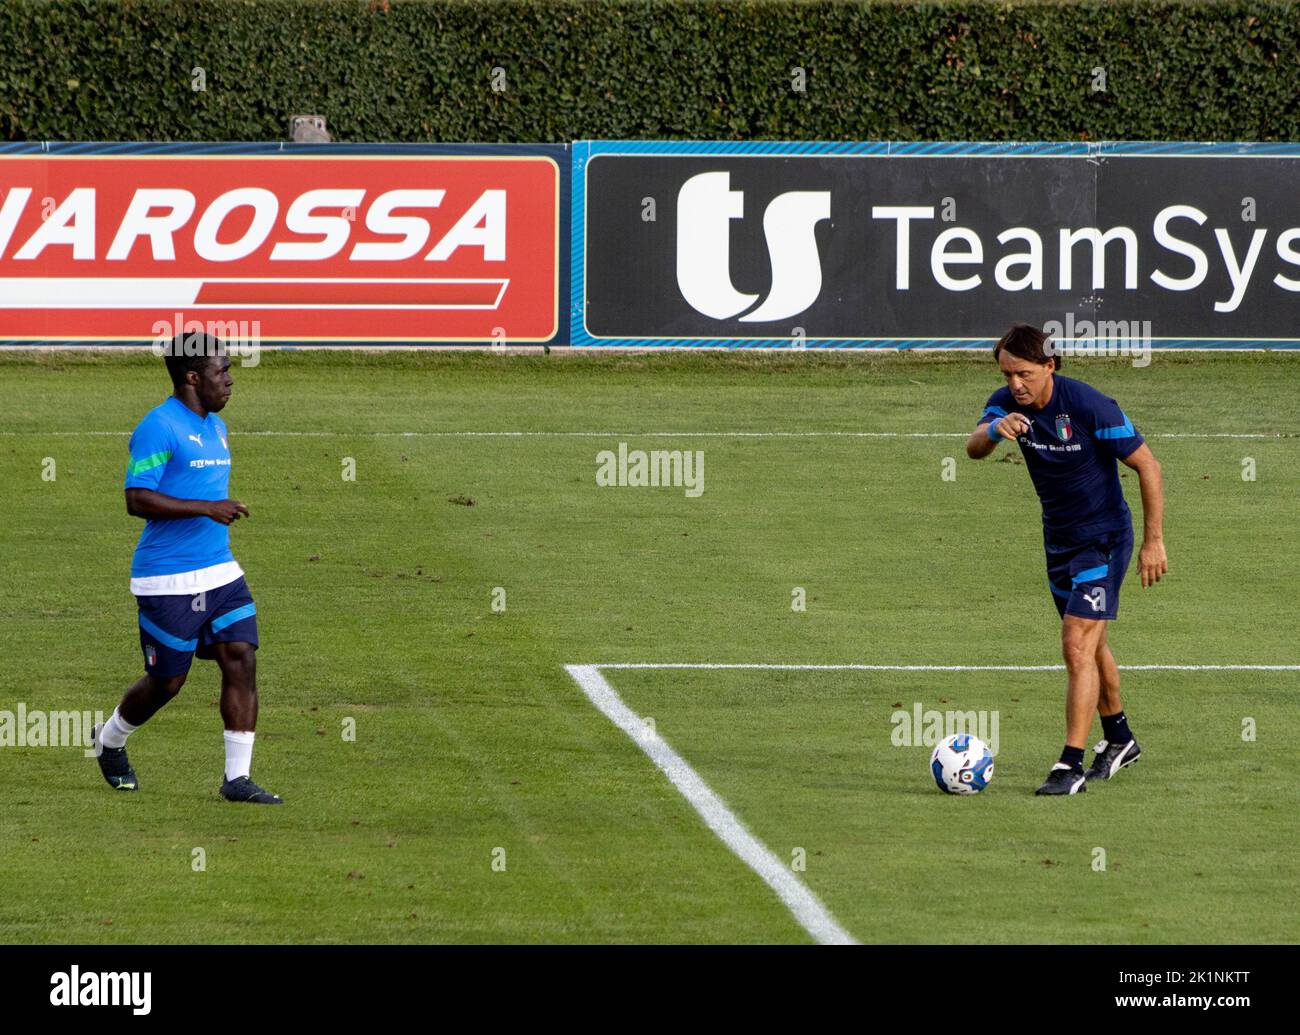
1119, 443, 1167, 588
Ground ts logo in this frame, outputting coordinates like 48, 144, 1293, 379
676, 171, 831, 323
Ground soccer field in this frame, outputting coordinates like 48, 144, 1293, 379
1, 349, 1297, 944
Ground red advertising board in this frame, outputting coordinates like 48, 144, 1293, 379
0, 153, 559, 343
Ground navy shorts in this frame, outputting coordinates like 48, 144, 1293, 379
136, 576, 259, 677
1045, 527, 1134, 621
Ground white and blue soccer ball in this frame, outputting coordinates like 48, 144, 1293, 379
930, 733, 994, 794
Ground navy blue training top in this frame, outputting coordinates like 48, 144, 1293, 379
977, 374, 1144, 542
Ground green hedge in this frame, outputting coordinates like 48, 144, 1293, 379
1, 1, 1297, 142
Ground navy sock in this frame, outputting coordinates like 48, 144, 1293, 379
1059, 745, 1085, 771
1101, 711, 1133, 745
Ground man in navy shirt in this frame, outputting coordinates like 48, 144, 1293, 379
93, 332, 281, 804
966, 324, 1167, 796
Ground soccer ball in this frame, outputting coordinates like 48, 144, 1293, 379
930, 733, 994, 794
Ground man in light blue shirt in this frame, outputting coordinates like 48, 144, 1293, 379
94, 332, 281, 804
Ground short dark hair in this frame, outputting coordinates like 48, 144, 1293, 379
993, 323, 1060, 370
165, 332, 227, 388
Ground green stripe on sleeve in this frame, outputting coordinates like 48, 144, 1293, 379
127, 450, 172, 476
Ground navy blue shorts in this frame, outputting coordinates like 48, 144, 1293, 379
1045, 528, 1134, 621
136, 576, 259, 678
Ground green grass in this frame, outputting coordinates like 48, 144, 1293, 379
0, 349, 1297, 943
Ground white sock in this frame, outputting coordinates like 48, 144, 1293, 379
99, 708, 138, 749
223, 730, 255, 781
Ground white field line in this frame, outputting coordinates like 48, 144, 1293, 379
573, 659, 1298, 940
0, 430, 1293, 439
565, 663, 858, 946
595, 663, 1300, 671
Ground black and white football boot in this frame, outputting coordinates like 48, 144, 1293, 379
1085, 738, 1142, 783
1034, 763, 1088, 796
